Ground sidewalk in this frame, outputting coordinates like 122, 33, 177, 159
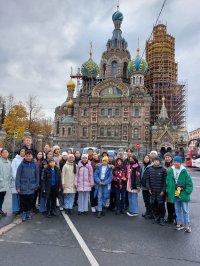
0, 193, 16, 229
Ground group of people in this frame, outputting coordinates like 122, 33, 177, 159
0, 136, 193, 233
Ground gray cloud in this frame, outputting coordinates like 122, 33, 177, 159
0, 0, 199, 130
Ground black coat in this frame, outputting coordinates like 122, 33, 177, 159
146, 165, 167, 203
41, 166, 62, 196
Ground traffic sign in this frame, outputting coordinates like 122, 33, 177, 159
135, 143, 140, 149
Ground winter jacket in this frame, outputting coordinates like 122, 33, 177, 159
94, 164, 113, 199
75, 161, 94, 192
0, 157, 12, 192
59, 159, 67, 171
91, 159, 101, 172
113, 163, 127, 190
41, 166, 62, 196
146, 164, 167, 204
126, 163, 141, 193
62, 161, 77, 193
166, 165, 193, 203
10, 154, 23, 193
15, 159, 39, 195
140, 163, 152, 189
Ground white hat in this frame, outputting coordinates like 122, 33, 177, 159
52, 145, 60, 153
62, 152, 68, 157
81, 154, 88, 159
149, 150, 158, 156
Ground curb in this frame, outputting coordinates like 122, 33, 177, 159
0, 218, 22, 236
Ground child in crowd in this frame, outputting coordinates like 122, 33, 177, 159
75, 154, 93, 215
166, 156, 193, 232
140, 155, 152, 219
16, 150, 39, 222
126, 156, 141, 217
62, 154, 77, 214
113, 157, 127, 215
10, 148, 26, 214
41, 158, 62, 218
0, 149, 12, 217
146, 157, 167, 225
94, 156, 113, 218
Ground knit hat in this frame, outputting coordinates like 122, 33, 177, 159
81, 154, 88, 159
164, 152, 172, 158
153, 156, 161, 162
52, 145, 60, 153
62, 151, 68, 157
47, 158, 55, 164
149, 150, 158, 157
102, 156, 109, 162
173, 156, 182, 164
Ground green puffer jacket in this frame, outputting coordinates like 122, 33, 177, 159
166, 165, 193, 203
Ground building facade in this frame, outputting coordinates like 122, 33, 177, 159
189, 128, 200, 150
53, 6, 188, 154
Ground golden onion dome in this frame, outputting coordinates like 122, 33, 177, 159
66, 79, 75, 91
66, 98, 74, 108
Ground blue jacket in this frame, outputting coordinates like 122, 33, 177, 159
94, 165, 113, 198
15, 159, 39, 195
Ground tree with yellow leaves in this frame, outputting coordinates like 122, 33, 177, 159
3, 104, 28, 139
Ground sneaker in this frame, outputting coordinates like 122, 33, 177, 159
78, 212, 83, 215
91, 207, 96, 213
46, 211, 52, 218
126, 211, 134, 217
68, 209, 73, 215
51, 210, 59, 216
159, 218, 165, 226
65, 209, 69, 214
132, 213, 139, 217
185, 226, 192, 233
59, 207, 64, 211
175, 224, 184, 231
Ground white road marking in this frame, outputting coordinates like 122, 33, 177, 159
62, 212, 99, 266
0, 239, 33, 244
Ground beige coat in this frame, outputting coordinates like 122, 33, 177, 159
62, 161, 76, 193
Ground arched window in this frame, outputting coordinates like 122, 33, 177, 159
103, 64, 106, 78
134, 128, 138, 138
107, 127, 112, 137
114, 127, 119, 137
108, 108, 112, 116
115, 109, 120, 116
101, 109, 105, 116
133, 77, 136, 85
112, 61, 118, 77
140, 77, 142, 84
135, 108, 139, 117
100, 127, 104, 136
82, 127, 87, 137
62, 128, 65, 136
114, 39, 118, 48
68, 128, 72, 136
123, 62, 128, 79
83, 109, 88, 117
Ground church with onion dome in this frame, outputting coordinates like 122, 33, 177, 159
53, 4, 188, 154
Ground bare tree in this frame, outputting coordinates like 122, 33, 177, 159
26, 95, 43, 130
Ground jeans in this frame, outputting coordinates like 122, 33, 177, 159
39, 194, 47, 213
12, 193, 20, 213
0, 191, 6, 211
97, 185, 110, 211
128, 192, 139, 214
115, 187, 126, 211
174, 198, 190, 226
64, 193, 75, 209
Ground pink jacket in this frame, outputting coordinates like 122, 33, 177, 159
75, 161, 94, 192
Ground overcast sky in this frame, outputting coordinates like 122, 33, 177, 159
0, 0, 199, 131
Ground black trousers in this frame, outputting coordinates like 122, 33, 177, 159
90, 187, 97, 207
167, 202, 176, 222
33, 188, 40, 209
47, 186, 57, 212
0, 191, 6, 211
142, 190, 151, 213
20, 194, 34, 212
152, 198, 166, 219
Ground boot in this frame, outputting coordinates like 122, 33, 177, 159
97, 211, 101, 218
46, 211, 52, 218
51, 209, 59, 216
159, 218, 165, 226
65, 209, 69, 214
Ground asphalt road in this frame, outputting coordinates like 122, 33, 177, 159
0, 167, 199, 266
